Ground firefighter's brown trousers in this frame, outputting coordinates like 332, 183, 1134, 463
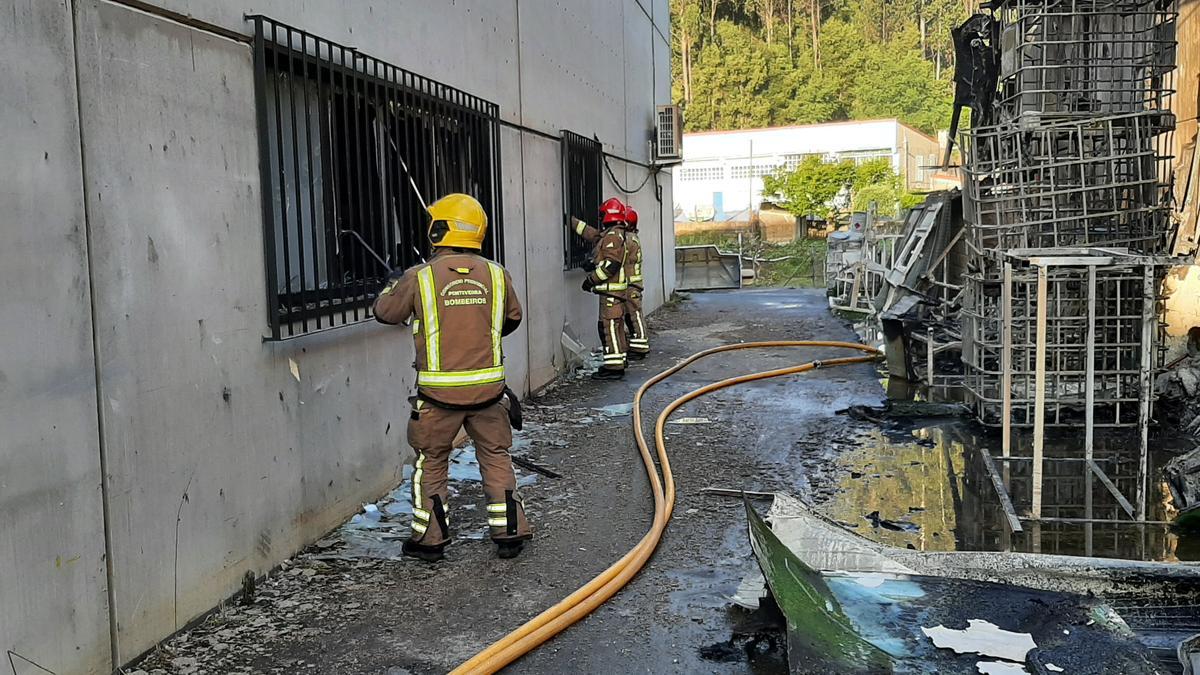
407, 400, 531, 547
598, 294, 628, 370
626, 287, 649, 355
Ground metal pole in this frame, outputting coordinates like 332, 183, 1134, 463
927, 327, 935, 389
1137, 264, 1155, 521
1032, 265, 1048, 520
748, 139, 754, 219
1086, 264, 1096, 553
1002, 261, 1013, 460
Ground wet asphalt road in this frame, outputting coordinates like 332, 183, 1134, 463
134, 288, 886, 674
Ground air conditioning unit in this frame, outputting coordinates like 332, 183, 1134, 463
655, 105, 683, 162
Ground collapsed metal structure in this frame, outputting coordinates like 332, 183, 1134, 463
829, 0, 1183, 530
956, 0, 1179, 524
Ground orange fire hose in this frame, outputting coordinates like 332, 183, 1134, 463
450, 340, 882, 674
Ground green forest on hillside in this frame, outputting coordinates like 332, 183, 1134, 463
670, 0, 966, 134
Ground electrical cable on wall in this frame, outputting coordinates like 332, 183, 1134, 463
594, 134, 660, 195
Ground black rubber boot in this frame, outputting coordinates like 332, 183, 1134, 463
591, 367, 625, 381
497, 541, 525, 559
628, 351, 648, 361
402, 540, 445, 562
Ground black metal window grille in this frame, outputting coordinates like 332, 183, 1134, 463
562, 131, 603, 270
251, 16, 505, 340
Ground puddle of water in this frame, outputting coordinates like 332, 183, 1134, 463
325, 440, 540, 559
823, 422, 1200, 562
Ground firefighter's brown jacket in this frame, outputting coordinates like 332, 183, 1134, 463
373, 249, 522, 407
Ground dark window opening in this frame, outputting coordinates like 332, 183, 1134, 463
252, 16, 504, 340
562, 131, 603, 270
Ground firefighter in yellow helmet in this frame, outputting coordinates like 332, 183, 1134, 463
570, 197, 630, 380
373, 193, 530, 562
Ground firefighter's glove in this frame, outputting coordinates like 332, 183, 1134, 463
581, 260, 597, 272
581, 277, 597, 293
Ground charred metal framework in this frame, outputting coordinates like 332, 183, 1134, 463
992, 0, 1177, 121
948, 0, 1179, 530
963, 112, 1176, 253
251, 16, 505, 340
960, 0, 1178, 425
562, 131, 603, 270
963, 250, 1166, 430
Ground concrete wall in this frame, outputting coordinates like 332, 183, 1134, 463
0, 0, 672, 672
0, 2, 111, 672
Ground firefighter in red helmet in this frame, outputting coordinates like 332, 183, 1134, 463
569, 197, 630, 380
622, 206, 649, 359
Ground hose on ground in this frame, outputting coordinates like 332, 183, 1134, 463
450, 340, 882, 674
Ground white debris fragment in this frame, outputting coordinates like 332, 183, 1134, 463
668, 417, 712, 425
975, 661, 1029, 675
1046, 664, 1065, 673
922, 619, 1037, 663
593, 403, 634, 417
289, 357, 301, 382
362, 504, 381, 522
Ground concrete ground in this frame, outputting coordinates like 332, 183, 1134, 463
133, 288, 885, 675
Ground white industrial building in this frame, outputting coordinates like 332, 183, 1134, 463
0, 1, 671, 672
673, 119, 943, 220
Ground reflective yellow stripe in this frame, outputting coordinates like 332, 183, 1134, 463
595, 266, 609, 281
415, 262, 508, 389
595, 282, 628, 291
418, 365, 506, 387
413, 453, 425, 506
412, 521, 428, 534
574, 219, 587, 236
630, 275, 643, 283
417, 266, 440, 371
487, 503, 508, 513
413, 507, 431, 521
487, 517, 509, 527
487, 262, 505, 367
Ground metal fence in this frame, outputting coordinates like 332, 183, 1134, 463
561, 131, 602, 270
251, 16, 505, 340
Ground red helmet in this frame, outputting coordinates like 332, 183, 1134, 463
600, 197, 626, 224
624, 206, 639, 231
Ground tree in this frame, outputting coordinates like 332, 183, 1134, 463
849, 28, 953, 134
765, 157, 912, 219
671, 0, 957, 135
762, 156, 856, 219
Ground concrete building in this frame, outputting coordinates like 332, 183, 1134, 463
0, 1, 672, 672
673, 119, 943, 220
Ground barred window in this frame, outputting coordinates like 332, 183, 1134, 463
251, 16, 504, 339
562, 131, 602, 270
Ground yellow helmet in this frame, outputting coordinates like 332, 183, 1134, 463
427, 193, 488, 249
